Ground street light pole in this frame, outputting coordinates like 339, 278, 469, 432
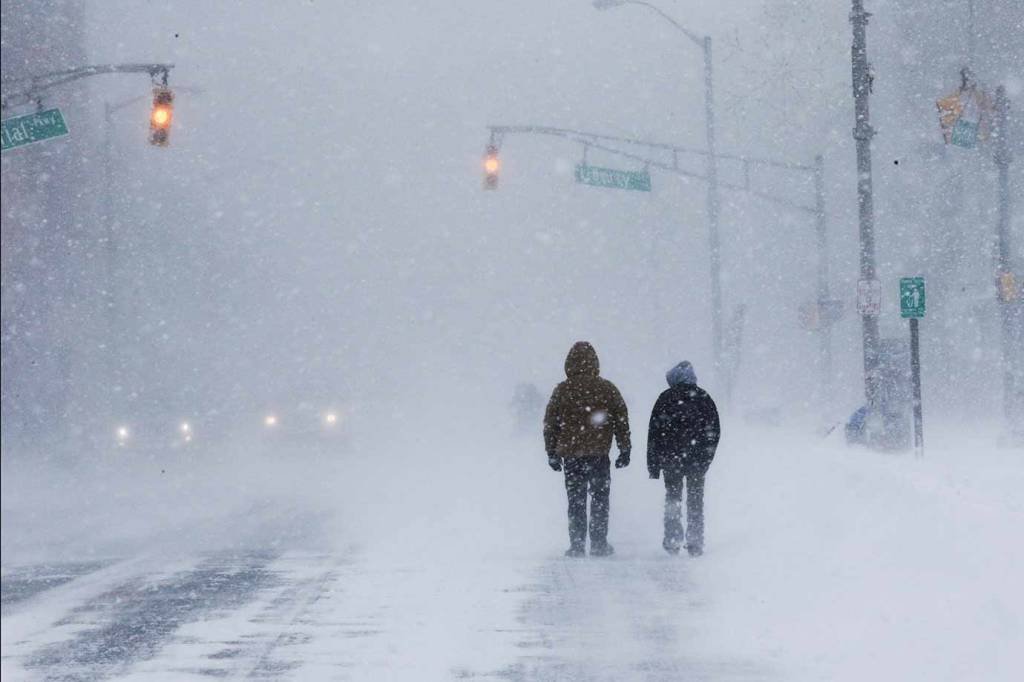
993, 85, 1021, 440
967, 0, 977, 67
850, 0, 881, 411
594, 0, 724, 396
814, 154, 834, 404
102, 102, 121, 399
702, 35, 724, 397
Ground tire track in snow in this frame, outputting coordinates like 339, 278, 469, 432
230, 553, 351, 680
23, 551, 279, 681
1, 562, 111, 614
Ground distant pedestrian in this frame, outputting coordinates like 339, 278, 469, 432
647, 361, 720, 556
544, 342, 631, 557
511, 382, 544, 436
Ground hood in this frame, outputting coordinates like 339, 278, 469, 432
564, 341, 600, 379
666, 361, 697, 387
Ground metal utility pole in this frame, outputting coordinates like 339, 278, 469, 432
593, 0, 724, 396
967, 0, 977, 67
702, 35, 724, 397
850, 0, 881, 409
993, 85, 1020, 437
102, 102, 121, 396
814, 154, 834, 402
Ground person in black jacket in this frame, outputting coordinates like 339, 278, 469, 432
647, 361, 720, 556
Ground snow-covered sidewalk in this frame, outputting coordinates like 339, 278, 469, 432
684, 424, 1024, 681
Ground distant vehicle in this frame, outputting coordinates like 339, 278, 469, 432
259, 400, 350, 453
110, 416, 200, 452
102, 395, 352, 455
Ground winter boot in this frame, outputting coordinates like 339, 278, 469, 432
590, 542, 615, 557
565, 545, 585, 558
686, 544, 703, 557
662, 537, 681, 555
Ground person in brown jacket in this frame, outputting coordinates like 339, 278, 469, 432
544, 342, 631, 557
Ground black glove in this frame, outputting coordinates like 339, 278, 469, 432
648, 467, 660, 480
615, 451, 630, 469
548, 455, 562, 472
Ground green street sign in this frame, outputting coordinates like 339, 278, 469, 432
950, 119, 978, 149
900, 277, 926, 318
1, 108, 70, 152
575, 163, 651, 192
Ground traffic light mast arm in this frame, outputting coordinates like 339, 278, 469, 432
489, 124, 813, 171
487, 124, 818, 214
1, 63, 173, 110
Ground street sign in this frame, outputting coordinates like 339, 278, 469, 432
951, 119, 979, 148
1, 108, 70, 152
857, 279, 881, 316
900, 277, 926, 318
575, 163, 651, 192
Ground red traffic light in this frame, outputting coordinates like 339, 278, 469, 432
149, 87, 174, 146
483, 145, 499, 190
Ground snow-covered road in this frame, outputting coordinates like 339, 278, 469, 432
3, 423, 1022, 680
2, 550, 773, 681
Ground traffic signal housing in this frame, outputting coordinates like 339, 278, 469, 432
149, 87, 174, 146
483, 144, 499, 190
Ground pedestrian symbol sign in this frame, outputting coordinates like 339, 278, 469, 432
900, 277, 926, 318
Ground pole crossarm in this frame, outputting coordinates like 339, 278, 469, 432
488, 124, 818, 214
1, 63, 174, 110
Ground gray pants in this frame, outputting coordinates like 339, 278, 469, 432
663, 468, 706, 551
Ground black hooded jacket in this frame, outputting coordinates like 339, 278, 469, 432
646, 382, 720, 475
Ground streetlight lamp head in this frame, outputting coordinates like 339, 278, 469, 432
593, 0, 626, 9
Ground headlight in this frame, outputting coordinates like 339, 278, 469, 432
264, 414, 278, 428
324, 412, 338, 426
116, 425, 130, 443
180, 421, 192, 434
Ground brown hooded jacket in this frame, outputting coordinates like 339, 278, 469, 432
543, 342, 631, 459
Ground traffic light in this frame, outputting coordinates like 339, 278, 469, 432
483, 144, 499, 190
149, 86, 174, 146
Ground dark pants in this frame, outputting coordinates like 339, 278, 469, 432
563, 456, 611, 549
663, 468, 706, 551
